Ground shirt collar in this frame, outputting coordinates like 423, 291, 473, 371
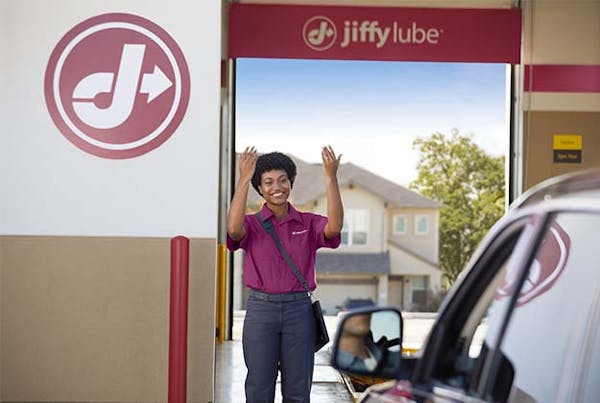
259, 203, 303, 224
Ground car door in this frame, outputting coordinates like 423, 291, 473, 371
407, 212, 548, 402
579, 284, 600, 403
364, 201, 600, 403
417, 206, 600, 403
490, 209, 600, 403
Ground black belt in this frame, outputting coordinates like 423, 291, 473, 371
249, 289, 310, 302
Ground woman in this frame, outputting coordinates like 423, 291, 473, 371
226, 146, 344, 403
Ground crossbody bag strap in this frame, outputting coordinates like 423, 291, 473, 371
256, 212, 312, 296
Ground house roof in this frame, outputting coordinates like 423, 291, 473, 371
316, 252, 390, 274
243, 154, 440, 208
338, 162, 440, 208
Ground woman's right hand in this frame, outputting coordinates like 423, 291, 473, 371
239, 146, 258, 181
227, 146, 257, 240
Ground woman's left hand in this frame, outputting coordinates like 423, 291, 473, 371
322, 145, 344, 238
322, 145, 342, 179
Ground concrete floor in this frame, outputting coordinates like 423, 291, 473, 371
214, 310, 436, 402
214, 312, 353, 403
215, 340, 353, 403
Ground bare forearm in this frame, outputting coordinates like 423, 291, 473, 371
228, 146, 258, 240
324, 176, 343, 239
227, 177, 251, 240
321, 146, 343, 239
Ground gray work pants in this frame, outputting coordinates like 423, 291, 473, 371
243, 295, 315, 403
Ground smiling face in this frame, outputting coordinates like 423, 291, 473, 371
251, 152, 297, 201
259, 169, 291, 207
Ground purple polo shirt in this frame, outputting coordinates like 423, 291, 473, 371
226, 204, 341, 293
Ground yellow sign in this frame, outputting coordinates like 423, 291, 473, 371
553, 134, 582, 150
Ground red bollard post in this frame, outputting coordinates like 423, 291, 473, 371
168, 236, 190, 403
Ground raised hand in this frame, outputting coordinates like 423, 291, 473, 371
227, 146, 258, 240
239, 146, 258, 181
322, 145, 344, 238
322, 145, 342, 179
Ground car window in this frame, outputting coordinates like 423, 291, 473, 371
435, 259, 515, 396
464, 260, 510, 360
490, 212, 600, 403
427, 218, 531, 396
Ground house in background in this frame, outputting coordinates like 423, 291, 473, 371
231, 154, 443, 313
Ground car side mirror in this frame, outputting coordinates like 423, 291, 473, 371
331, 307, 403, 379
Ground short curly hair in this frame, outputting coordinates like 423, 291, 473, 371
251, 152, 297, 197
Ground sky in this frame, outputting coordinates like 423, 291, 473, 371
235, 58, 509, 186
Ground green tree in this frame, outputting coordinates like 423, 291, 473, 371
410, 130, 505, 284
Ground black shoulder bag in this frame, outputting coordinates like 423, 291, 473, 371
256, 212, 330, 352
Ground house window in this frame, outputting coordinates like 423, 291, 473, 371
393, 214, 407, 235
415, 214, 429, 235
341, 209, 369, 245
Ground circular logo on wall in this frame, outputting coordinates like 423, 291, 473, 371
44, 13, 190, 159
496, 223, 571, 306
302, 16, 337, 51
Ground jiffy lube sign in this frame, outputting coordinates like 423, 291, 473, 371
229, 4, 521, 63
304, 17, 441, 50
45, 13, 190, 159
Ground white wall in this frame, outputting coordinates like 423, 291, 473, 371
1, 0, 221, 238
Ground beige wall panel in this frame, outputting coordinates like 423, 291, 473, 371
524, 92, 600, 112
526, 0, 600, 64
0, 238, 3, 399
0, 236, 215, 402
524, 111, 600, 190
188, 238, 217, 403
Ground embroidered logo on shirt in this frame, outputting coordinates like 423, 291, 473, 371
292, 229, 308, 235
